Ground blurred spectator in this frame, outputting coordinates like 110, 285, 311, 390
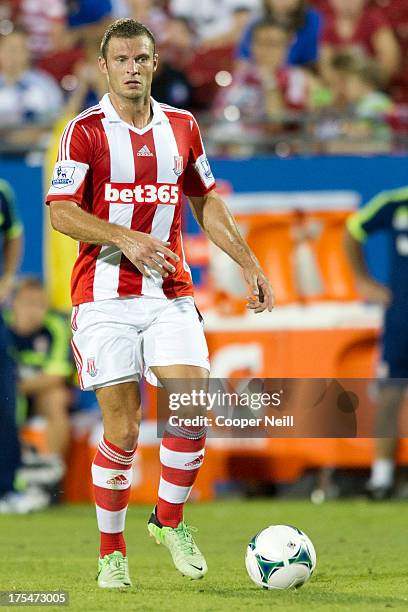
161, 16, 195, 69
12, 0, 67, 61
320, 0, 400, 85
336, 53, 393, 119
0, 29, 63, 126
169, 0, 260, 49
152, 60, 193, 108
214, 19, 319, 123
37, 1, 113, 85
68, 0, 112, 30
237, 0, 323, 67
114, 0, 170, 47
321, 52, 394, 153
375, 0, 408, 104
6, 277, 72, 462
111, 0, 129, 18
66, 0, 113, 49
64, 40, 107, 115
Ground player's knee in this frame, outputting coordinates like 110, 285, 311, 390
125, 422, 140, 449
110, 422, 139, 451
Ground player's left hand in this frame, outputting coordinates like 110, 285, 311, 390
243, 266, 274, 314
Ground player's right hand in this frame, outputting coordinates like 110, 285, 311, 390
356, 277, 392, 306
117, 229, 180, 278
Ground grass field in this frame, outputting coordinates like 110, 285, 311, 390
1, 500, 407, 611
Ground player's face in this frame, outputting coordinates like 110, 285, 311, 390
99, 36, 158, 101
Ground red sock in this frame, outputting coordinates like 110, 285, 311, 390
100, 532, 126, 557
91, 436, 137, 558
157, 432, 206, 528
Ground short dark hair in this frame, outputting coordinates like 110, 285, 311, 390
252, 17, 294, 39
332, 51, 384, 89
264, 0, 307, 31
100, 18, 156, 60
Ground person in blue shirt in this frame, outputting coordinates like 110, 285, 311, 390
0, 179, 23, 510
345, 186, 408, 499
237, 0, 322, 67
68, 0, 112, 28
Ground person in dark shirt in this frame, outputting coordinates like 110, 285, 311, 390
151, 60, 193, 109
7, 277, 73, 463
0, 179, 37, 513
345, 186, 408, 499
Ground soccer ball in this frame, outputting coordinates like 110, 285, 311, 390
245, 525, 316, 590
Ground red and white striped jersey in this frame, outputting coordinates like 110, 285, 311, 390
46, 93, 215, 306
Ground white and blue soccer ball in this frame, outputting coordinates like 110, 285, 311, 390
245, 524, 316, 590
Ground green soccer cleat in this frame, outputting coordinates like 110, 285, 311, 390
147, 508, 208, 580
97, 551, 132, 589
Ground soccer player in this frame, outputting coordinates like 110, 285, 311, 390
345, 187, 408, 499
46, 19, 274, 588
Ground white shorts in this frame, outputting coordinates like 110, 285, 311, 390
71, 296, 210, 390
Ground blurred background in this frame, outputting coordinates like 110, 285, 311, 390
1, 0, 408, 511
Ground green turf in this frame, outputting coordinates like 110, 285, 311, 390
0, 500, 407, 611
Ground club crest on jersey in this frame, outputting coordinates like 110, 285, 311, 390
86, 357, 98, 378
173, 155, 184, 176
52, 165, 75, 188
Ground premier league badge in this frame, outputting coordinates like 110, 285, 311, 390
51, 165, 75, 188
173, 155, 184, 176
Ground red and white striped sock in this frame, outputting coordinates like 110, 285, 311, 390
157, 431, 206, 528
91, 436, 137, 558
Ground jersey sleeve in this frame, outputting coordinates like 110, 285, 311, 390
183, 117, 216, 197
0, 180, 23, 240
46, 119, 92, 207
347, 188, 408, 242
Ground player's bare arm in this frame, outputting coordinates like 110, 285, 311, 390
344, 228, 391, 306
49, 200, 179, 278
189, 189, 274, 313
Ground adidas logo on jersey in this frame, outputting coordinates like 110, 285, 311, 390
137, 145, 153, 157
